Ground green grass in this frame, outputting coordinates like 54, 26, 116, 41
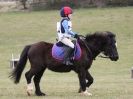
0, 7, 133, 99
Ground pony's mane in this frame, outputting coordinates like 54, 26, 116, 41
85, 31, 115, 41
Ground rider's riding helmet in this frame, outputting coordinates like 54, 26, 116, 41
60, 6, 73, 17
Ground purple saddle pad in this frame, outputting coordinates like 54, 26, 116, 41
52, 42, 82, 61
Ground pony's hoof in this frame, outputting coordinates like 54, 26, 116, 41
80, 90, 92, 96
36, 92, 46, 96
26, 83, 33, 96
27, 90, 32, 96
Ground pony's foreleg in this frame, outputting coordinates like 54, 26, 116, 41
78, 71, 93, 96
78, 69, 92, 96
85, 71, 93, 96
86, 71, 94, 89
33, 68, 46, 96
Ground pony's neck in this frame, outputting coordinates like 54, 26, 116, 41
78, 39, 101, 60
89, 46, 101, 60
87, 41, 103, 60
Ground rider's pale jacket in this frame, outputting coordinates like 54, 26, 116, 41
57, 17, 76, 41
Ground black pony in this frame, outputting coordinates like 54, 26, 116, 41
10, 31, 119, 96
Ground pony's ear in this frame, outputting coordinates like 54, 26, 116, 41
106, 31, 116, 38
86, 33, 96, 41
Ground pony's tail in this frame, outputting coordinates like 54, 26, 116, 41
10, 45, 31, 84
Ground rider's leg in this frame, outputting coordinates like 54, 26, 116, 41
61, 37, 74, 49
61, 38, 74, 65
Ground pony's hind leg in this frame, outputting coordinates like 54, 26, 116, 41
33, 68, 46, 96
25, 68, 36, 96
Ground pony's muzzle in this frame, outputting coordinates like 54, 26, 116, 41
110, 55, 119, 61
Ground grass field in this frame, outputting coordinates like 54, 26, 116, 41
0, 7, 133, 99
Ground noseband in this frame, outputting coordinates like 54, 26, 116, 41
98, 55, 110, 59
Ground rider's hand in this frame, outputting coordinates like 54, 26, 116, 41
74, 34, 79, 39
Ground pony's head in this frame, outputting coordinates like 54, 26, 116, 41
101, 31, 119, 61
85, 31, 119, 61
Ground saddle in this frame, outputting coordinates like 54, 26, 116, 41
52, 41, 82, 61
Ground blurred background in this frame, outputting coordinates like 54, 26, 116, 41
0, 0, 133, 12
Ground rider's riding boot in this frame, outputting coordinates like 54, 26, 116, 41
63, 47, 74, 65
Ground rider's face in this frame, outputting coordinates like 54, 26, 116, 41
68, 14, 72, 19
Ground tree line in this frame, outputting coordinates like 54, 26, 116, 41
19, 0, 133, 10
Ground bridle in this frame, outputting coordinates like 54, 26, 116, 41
78, 35, 110, 60
98, 54, 110, 59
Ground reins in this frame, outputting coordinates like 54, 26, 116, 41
78, 35, 93, 59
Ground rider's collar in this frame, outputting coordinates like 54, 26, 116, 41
63, 17, 70, 21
